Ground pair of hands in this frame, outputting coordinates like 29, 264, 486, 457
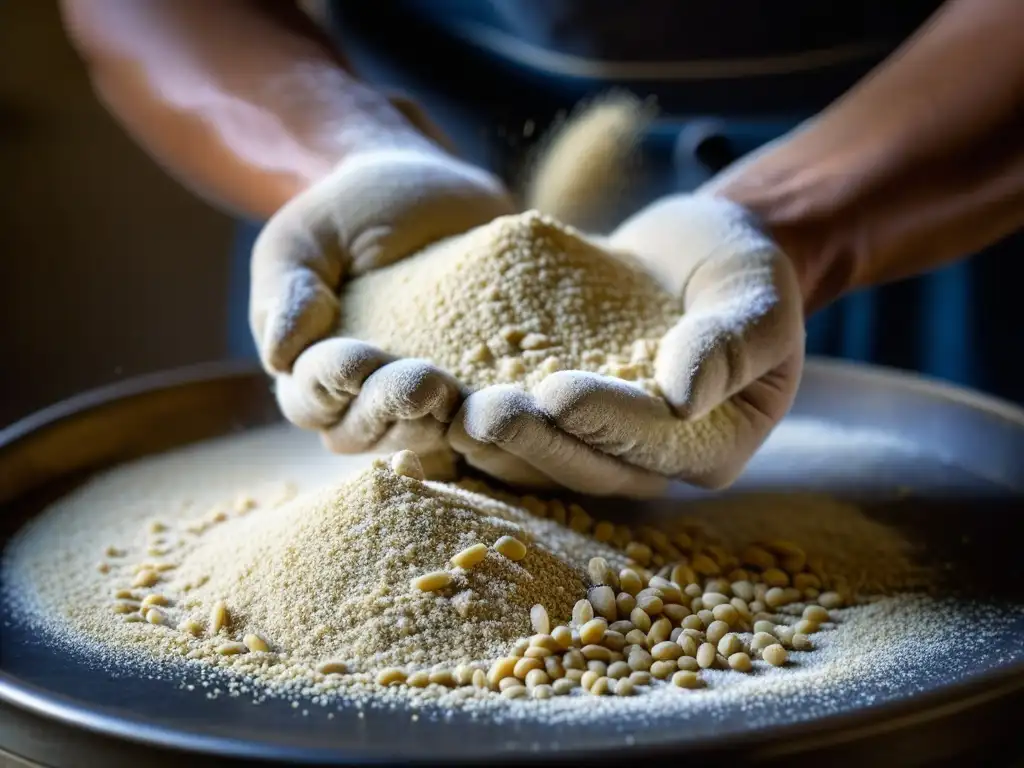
251, 138, 805, 498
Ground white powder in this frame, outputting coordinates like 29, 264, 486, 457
3, 421, 1019, 734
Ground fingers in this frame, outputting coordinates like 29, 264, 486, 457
250, 204, 346, 375
656, 245, 803, 421
533, 369, 778, 490
450, 386, 668, 498
321, 358, 463, 453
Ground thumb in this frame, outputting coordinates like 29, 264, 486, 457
657, 247, 803, 421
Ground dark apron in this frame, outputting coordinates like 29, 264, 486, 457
229, 0, 1023, 404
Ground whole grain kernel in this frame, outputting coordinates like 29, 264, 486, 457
532, 683, 554, 700
648, 577, 684, 604
650, 660, 676, 680
615, 592, 636, 616
512, 638, 531, 656
794, 572, 823, 592
209, 601, 229, 635
451, 543, 488, 569
630, 607, 652, 633
728, 651, 753, 673
140, 594, 169, 610
762, 568, 790, 588
215, 642, 248, 656
696, 642, 717, 669
530, 633, 560, 652
624, 541, 652, 566
651, 641, 684, 661
681, 614, 704, 631
563, 649, 585, 670
132, 570, 159, 588
663, 604, 691, 623
698, 609, 715, 627
553, 678, 577, 695
243, 633, 270, 653
753, 620, 776, 635
628, 648, 654, 672
717, 633, 744, 657
588, 585, 617, 621
524, 668, 550, 688
730, 597, 752, 618
765, 587, 790, 608
524, 646, 553, 659
607, 660, 631, 679
586, 660, 608, 675
684, 583, 703, 599
670, 627, 684, 643
572, 599, 595, 627
614, 678, 635, 696
635, 593, 664, 616
794, 619, 820, 635
731, 580, 756, 601
702, 592, 729, 609
529, 603, 551, 635
677, 656, 700, 672
751, 632, 777, 653
487, 657, 518, 688
818, 591, 844, 609
602, 630, 626, 652
112, 601, 140, 615
609, 620, 634, 635
514, 657, 543, 679
677, 634, 698, 657
581, 644, 612, 662
690, 553, 720, 576
502, 684, 527, 700
390, 449, 425, 479
774, 626, 796, 646
763, 644, 789, 666
672, 670, 704, 689
705, 620, 730, 646
493, 536, 527, 561
690, 597, 704, 613
317, 660, 349, 675
619, 569, 643, 596
740, 545, 776, 570
629, 670, 652, 686
411, 570, 451, 592
593, 521, 615, 543
544, 656, 565, 680
712, 604, 739, 625
471, 669, 487, 689
551, 625, 573, 650
144, 608, 166, 625
407, 671, 431, 688
580, 670, 600, 691
803, 605, 830, 624
589, 676, 613, 696
587, 557, 612, 586
624, 629, 648, 648
791, 633, 814, 651
178, 619, 202, 636
579, 618, 607, 645
648, 617, 672, 645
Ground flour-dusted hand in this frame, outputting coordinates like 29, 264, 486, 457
450, 194, 805, 496
252, 139, 516, 453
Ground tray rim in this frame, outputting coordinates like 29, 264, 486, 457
2, 357, 1024, 764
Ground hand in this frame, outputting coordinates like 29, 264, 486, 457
449, 194, 805, 497
251, 139, 516, 453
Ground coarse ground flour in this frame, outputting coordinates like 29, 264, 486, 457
4, 421, 1021, 729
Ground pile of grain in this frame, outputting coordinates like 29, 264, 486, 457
338, 211, 680, 396
167, 454, 597, 670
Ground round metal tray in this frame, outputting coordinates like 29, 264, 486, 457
1, 359, 1023, 768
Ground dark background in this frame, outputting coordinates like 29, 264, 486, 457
0, 0, 234, 428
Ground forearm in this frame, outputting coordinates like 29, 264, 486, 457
704, 0, 1024, 312
60, 0, 429, 220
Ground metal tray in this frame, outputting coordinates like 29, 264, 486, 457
1, 359, 1023, 768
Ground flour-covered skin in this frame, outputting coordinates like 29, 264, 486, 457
252, 143, 515, 453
